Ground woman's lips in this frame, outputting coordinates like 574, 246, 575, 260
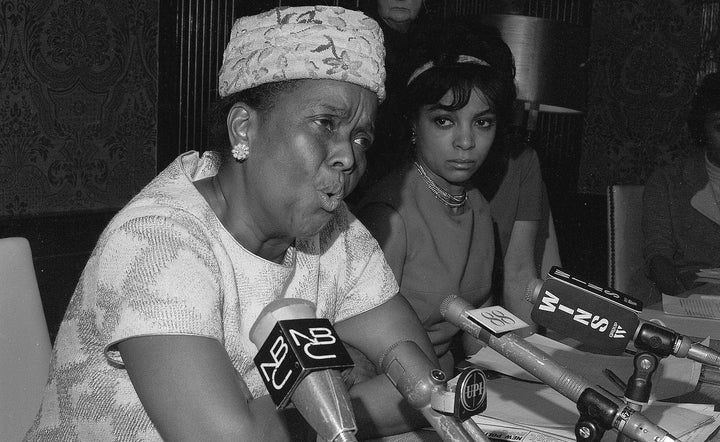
318, 180, 344, 212
319, 192, 342, 212
448, 160, 477, 170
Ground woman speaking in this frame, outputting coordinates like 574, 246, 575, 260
25, 6, 438, 441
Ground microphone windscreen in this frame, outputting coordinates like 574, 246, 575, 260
524, 278, 543, 303
249, 298, 316, 347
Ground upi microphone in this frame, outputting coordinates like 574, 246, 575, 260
440, 295, 680, 442
250, 298, 357, 442
526, 267, 720, 366
378, 339, 490, 442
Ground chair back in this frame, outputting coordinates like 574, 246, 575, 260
0, 237, 51, 441
607, 185, 645, 293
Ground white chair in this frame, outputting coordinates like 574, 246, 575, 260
607, 185, 646, 293
0, 237, 51, 441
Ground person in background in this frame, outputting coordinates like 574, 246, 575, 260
643, 72, 720, 297
349, 0, 428, 204
361, 0, 427, 98
352, 21, 522, 376
25, 6, 440, 441
375, 0, 423, 33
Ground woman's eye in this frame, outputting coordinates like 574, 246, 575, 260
353, 136, 372, 151
476, 118, 496, 128
434, 117, 453, 127
316, 118, 335, 131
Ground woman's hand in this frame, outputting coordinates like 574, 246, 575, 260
502, 220, 541, 333
333, 294, 438, 438
648, 255, 686, 296
341, 343, 379, 388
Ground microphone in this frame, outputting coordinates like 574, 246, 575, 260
250, 298, 357, 442
440, 295, 680, 442
378, 340, 491, 442
526, 267, 720, 366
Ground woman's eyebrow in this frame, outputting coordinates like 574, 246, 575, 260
474, 108, 496, 117
311, 103, 350, 118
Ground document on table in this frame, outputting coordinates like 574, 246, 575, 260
640, 306, 720, 339
470, 377, 718, 442
465, 334, 718, 441
663, 293, 720, 319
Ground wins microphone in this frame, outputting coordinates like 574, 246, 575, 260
440, 295, 680, 442
526, 267, 720, 366
250, 299, 356, 442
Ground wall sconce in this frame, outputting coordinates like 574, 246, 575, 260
479, 14, 589, 132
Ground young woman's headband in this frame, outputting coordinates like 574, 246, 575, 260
406, 55, 490, 86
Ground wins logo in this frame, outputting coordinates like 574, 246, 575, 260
537, 291, 626, 338
609, 322, 628, 339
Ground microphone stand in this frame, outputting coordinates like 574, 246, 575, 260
575, 389, 630, 442
612, 322, 680, 442
615, 351, 660, 442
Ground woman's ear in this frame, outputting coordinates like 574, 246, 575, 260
227, 103, 253, 147
409, 120, 418, 137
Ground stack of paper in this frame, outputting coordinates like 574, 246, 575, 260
696, 268, 720, 285
663, 293, 720, 320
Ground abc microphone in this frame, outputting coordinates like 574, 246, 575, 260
250, 298, 356, 442
526, 267, 720, 367
440, 295, 680, 442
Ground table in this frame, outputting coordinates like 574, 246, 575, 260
371, 294, 720, 441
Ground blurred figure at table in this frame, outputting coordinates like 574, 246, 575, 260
25, 6, 441, 441
353, 21, 523, 376
643, 72, 720, 296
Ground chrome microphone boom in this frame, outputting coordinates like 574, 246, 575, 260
440, 296, 680, 442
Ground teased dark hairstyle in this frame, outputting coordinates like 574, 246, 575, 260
688, 72, 720, 148
400, 20, 521, 198
206, 80, 301, 163
403, 57, 516, 131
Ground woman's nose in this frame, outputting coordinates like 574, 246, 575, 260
454, 126, 475, 150
328, 140, 356, 173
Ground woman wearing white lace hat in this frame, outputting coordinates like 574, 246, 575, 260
25, 6, 438, 441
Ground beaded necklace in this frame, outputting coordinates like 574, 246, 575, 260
413, 161, 467, 209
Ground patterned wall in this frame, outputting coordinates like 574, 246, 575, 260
1, 0, 714, 216
578, 0, 706, 193
0, 0, 158, 216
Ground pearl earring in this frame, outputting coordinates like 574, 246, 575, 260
231, 142, 249, 161
410, 130, 417, 145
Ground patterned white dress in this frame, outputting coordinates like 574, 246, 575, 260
25, 151, 398, 441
